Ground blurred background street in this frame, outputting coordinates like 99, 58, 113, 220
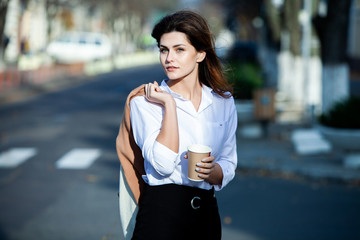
0, 0, 360, 240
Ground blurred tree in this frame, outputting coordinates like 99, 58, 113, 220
283, 0, 302, 56
60, 9, 74, 30
263, 0, 281, 45
45, 0, 78, 40
88, 0, 178, 53
45, 0, 62, 40
0, 0, 9, 64
264, 0, 319, 56
222, 0, 263, 41
198, 0, 226, 36
43, 0, 178, 53
313, 0, 351, 64
263, 0, 352, 114
312, 0, 352, 113
220, 0, 266, 98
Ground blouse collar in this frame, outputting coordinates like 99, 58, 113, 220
160, 80, 214, 114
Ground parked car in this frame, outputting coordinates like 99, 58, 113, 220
46, 32, 112, 63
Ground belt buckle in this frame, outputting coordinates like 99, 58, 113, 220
191, 196, 201, 210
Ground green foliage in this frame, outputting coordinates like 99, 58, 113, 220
225, 61, 263, 99
319, 96, 360, 129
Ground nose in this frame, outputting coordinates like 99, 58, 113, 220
166, 50, 175, 63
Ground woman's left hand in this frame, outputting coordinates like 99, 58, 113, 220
184, 154, 222, 184
194, 155, 215, 180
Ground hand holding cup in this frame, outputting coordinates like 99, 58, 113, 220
186, 144, 214, 181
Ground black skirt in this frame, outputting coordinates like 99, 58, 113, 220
131, 183, 221, 240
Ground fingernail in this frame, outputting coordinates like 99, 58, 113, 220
196, 163, 202, 167
201, 159, 207, 162
195, 168, 200, 172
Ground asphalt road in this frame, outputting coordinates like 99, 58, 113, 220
218, 172, 360, 240
0, 64, 360, 240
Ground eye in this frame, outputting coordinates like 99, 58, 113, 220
160, 48, 168, 53
176, 48, 184, 52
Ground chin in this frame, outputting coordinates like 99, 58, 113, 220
166, 73, 181, 81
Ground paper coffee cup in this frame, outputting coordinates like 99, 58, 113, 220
187, 144, 212, 181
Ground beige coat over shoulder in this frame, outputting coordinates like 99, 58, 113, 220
116, 84, 146, 203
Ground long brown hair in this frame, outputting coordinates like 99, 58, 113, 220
151, 10, 233, 98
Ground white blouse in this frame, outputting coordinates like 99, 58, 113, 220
130, 80, 237, 191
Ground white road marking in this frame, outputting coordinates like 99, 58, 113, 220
0, 148, 37, 168
344, 154, 360, 169
55, 148, 101, 169
291, 129, 332, 155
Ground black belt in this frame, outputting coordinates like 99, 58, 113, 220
142, 183, 216, 210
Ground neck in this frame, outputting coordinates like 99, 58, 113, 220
168, 77, 202, 101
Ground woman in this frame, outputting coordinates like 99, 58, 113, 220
128, 10, 237, 240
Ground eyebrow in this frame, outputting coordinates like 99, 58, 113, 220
160, 44, 187, 48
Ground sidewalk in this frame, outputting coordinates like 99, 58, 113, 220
236, 120, 360, 184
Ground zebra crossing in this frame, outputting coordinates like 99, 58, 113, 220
0, 147, 102, 169
291, 128, 332, 155
0, 148, 37, 168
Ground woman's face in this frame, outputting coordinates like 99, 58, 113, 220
159, 31, 205, 82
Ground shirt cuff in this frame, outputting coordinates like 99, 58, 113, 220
213, 161, 234, 191
151, 141, 179, 176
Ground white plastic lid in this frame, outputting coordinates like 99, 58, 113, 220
187, 144, 212, 153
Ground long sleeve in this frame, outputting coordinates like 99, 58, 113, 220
214, 98, 238, 190
130, 96, 179, 177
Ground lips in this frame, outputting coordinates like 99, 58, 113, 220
166, 66, 178, 71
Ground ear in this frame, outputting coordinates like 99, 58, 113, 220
196, 51, 206, 63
